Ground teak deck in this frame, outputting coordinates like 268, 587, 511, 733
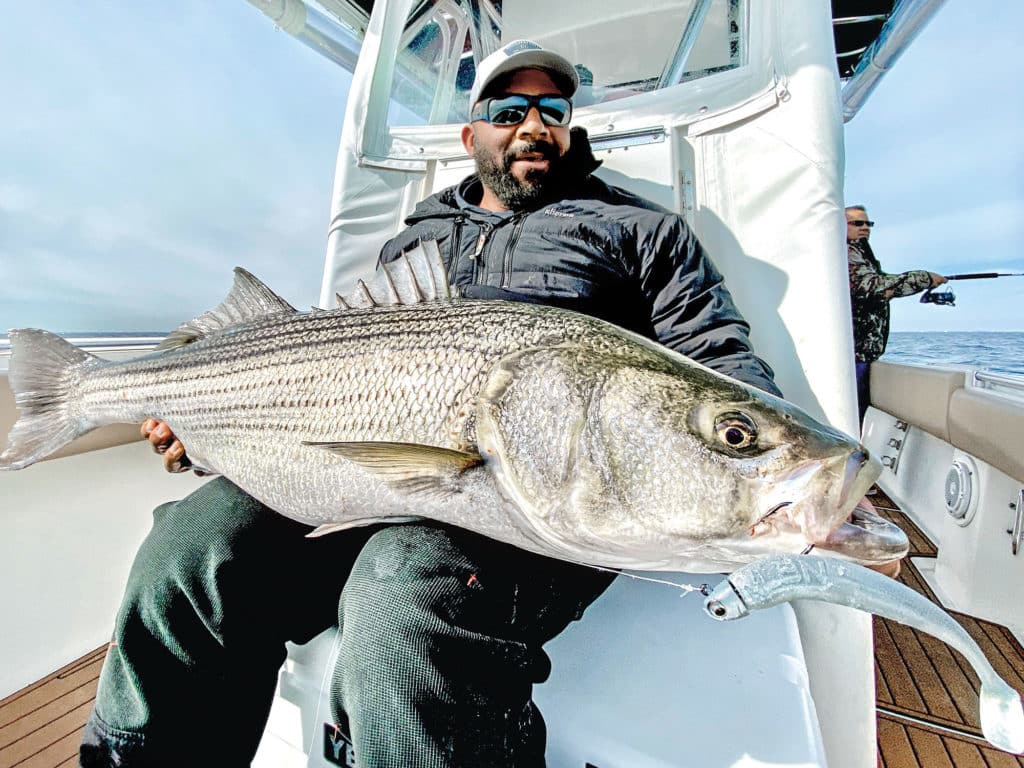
1, 492, 1022, 767
869, 489, 1024, 767
0, 647, 104, 768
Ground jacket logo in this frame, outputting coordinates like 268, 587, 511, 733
543, 208, 574, 218
324, 721, 358, 766
503, 41, 541, 56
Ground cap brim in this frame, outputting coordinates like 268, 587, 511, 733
477, 50, 579, 102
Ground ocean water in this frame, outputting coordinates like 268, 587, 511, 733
882, 332, 1024, 377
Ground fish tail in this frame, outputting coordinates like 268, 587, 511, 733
0, 329, 102, 470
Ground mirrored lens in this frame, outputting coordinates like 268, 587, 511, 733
486, 95, 572, 126
489, 97, 530, 125
536, 97, 571, 126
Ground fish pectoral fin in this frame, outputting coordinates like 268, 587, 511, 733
303, 440, 484, 500
306, 516, 422, 538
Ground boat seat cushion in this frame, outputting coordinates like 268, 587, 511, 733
869, 362, 965, 442
948, 388, 1024, 484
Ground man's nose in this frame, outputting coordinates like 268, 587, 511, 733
516, 106, 549, 138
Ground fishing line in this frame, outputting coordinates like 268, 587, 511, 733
588, 565, 712, 596
587, 541, 818, 599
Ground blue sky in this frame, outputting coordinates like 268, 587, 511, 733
0, 3, 350, 331
1, 2, 1021, 334
843, 2, 1024, 332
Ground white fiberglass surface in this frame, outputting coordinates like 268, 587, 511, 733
259, 575, 824, 768
0, 440, 208, 698
383, 0, 746, 129
865, 402, 1024, 635
537, 575, 825, 767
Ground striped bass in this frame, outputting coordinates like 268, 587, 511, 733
0, 242, 907, 572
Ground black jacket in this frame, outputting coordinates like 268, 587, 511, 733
379, 173, 779, 396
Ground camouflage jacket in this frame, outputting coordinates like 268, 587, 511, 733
848, 239, 934, 363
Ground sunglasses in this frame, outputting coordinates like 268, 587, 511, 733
848, 220, 875, 227
470, 94, 573, 127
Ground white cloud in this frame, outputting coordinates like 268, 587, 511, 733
0, 182, 34, 214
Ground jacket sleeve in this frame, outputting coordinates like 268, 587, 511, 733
635, 213, 782, 397
377, 229, 418, 266
848, 243, 933, 298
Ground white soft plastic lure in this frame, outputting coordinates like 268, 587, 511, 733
703, 554, 1024, 754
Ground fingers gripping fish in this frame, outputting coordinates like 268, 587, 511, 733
704, 554, 1024, 754
1, 241, 907, 573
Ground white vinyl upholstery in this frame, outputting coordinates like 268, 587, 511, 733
869, 361, 966, 442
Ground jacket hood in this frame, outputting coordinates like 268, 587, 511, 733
403, 184, 465, 225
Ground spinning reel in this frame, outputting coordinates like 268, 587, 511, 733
920, 286, 956, 306
920, 271, 1024, 308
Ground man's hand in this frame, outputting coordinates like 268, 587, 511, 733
928, 272, 948, 287
141, 418, 193, 474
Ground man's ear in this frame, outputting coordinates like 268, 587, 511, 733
461, 124, 476, 157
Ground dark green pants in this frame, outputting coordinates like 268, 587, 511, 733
79, 477, 612, 767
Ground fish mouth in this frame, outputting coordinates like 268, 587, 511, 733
814, 504, 910, 564
754, 450, 877, 539
749, 449, 899, 565
836, 449, 876, 511
751, 500, 909, 566
799, 448, 880, 543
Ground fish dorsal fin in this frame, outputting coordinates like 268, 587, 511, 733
158, 267, 298, 350
335, 240, 452, 309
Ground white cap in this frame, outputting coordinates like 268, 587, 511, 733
468, 39, 579, 110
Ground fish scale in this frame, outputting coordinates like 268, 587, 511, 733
1, 243, 909, 573
68, 301, 607, 517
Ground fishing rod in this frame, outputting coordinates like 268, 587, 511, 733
945, 271, 1024, 280
921, 271, 1024, 306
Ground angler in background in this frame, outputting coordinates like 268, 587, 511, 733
846, 205, 947, 425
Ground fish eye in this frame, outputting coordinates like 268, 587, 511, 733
714, 412, 758, 450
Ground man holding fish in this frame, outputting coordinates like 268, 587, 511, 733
48, 41, 895, 767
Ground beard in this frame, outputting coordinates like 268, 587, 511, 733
475, 139, 567, 211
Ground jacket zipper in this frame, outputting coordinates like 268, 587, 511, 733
448, 216, 465, 275
470, 221, 493, 284
501, 214, 526, 287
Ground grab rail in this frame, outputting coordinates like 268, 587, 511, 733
0, 335, 164, 358
973, 370, 1024, 394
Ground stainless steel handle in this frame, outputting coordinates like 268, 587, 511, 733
1013, 489, 1024, 556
